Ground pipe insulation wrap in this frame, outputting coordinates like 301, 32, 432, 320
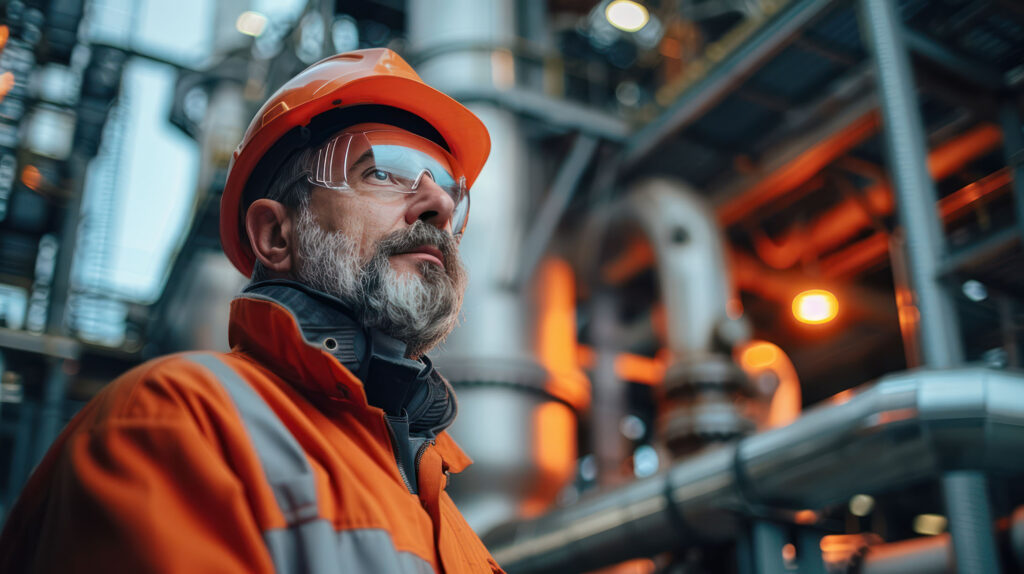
487, 368, 1024, 573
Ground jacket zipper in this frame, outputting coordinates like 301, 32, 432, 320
384, 421, 416, 493
414, 439, 432, 472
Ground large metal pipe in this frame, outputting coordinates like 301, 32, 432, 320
486, 368, 1024, 573
583, 179, 753, 456
861, 534, 954, 574
861, 504, 1024, 574
619, 179, 738, 361
408, 0, 583, 535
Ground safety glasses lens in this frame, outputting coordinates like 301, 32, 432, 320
308, 130, 470, 234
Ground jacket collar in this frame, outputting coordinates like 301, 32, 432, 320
228, 280, 457, 436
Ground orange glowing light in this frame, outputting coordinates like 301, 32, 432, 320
820, 534, 882, 564
0, 25, 8, 50
0, 71, 15, 102
794, 509, 819, 525
740, 341, 779, 370
20, 165, 42, 191
792, 289, 838, 324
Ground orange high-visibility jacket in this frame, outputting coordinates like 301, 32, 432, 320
0, 283, 504, 573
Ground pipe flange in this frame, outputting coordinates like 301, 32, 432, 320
663, 355, 749, 398
661, 402, 755, 457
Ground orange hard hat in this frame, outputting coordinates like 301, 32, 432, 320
220, 48, 491, 276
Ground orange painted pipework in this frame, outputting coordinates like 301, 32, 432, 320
735, 340, 802, 429
598, 236, 894, 320
577, 345, 666, 386
717, 111, 881, 225
522, 258, 590, 518
820, 167, 1014, 278
745, 124, 1003, 270
601, 239, 657, 291
534, 257, 591, 412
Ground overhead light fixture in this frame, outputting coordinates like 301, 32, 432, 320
913, 514, 947, 536
848, 494, 875, 517
792, 289, 839, 325
961, 279, 988, 302
605, 0, 649, 33
236, 11, 268, 37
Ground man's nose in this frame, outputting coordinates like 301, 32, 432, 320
405, 175, 456, 232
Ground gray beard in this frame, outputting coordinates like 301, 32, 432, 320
293, 206, 467, 358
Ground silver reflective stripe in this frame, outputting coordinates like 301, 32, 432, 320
188, 354, 318, 523
188, 354, 436, 574
263, 518, 337, 574
265, 528, 437, 574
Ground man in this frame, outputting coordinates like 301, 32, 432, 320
0, 48, 504, 573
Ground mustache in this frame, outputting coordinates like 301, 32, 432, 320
373, 222, 459, 264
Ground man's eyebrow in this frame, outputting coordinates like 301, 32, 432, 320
349, 150, 374, 169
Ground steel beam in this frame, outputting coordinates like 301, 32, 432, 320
860, 3, 998, 569
751, 521, 789, 574
450, 87, 630, 142
514, 134, 599, 287
622, 0, 840, 170
1000, 104, 1024, 245
902, 27, 1003, 90
0, 327, 80, 360
859, 0, 963, 368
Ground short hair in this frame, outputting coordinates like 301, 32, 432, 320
248, 147, 315, 282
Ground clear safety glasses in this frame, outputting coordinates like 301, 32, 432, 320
307, 130, 470, 236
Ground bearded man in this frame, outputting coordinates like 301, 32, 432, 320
0, 49, 504, 574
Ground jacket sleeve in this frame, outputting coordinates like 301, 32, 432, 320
28, 417, 275, 574
0, 355, 282, 574
26, 415, 276, 572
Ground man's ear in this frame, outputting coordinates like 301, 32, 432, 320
245, 199, 296, 275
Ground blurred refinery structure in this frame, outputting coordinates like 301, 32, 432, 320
1, 0, 1024, 572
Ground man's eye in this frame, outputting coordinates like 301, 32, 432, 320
362, 168, 397, 185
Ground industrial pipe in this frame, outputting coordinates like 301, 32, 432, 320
587, 178, 739, 360
859, 504, 1024, 574
821, 167, 1014, 278
747, 124, 1002, 270
629, 179, 741, 359
409, 0, 587, 535
582, 179, 755, 458
486, 368, 1024, 573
